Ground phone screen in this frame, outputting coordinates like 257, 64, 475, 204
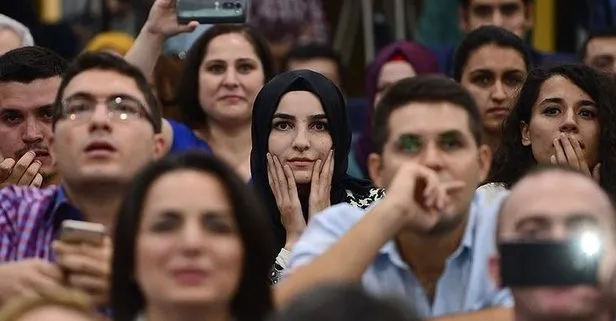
499, 233, 602, 287
177, 0, 247, 23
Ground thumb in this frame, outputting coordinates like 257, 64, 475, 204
592, 163, 601, 182
178, 21, 199, 33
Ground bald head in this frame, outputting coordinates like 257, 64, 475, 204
497, 167, 615, 242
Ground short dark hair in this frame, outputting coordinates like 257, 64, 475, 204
488, 64, 616, 201
111, 151, 274, 321
453, 25, 532, 82
372, 75, 482, 154
51, 52, 162, 133
0, 46, 67, 83
269, 283, 422, 321
176, 24, 274, 129
579, 27, 616, 61
281, 43, 344, 80
459, 0, 532, 10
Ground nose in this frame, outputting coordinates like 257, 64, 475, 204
551, 224, 569, 241
87, 103, 112, 133
559, 108, 579, 134
419, 141, 444, 171
22, 119, 44, 144
491, 80, 507, 103
222, 68, 240, 88
178, 223, 205, 256
491, 11, 504, 26
291, 126, 310, 152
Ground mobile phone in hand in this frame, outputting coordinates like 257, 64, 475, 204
59, 220, 106, 246
177, 0, 248, 24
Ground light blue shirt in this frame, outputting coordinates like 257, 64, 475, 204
287, 191, 512, 318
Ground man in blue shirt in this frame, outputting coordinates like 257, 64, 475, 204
275, 75, 510, 317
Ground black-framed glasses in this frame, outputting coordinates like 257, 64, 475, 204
59, 93, 155, 127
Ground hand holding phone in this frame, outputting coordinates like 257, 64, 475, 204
145, 0, 199, 39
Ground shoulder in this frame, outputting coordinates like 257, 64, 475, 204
0, 185, 56, 204
0, 186, 57, 221
345, 187, 385, 209
166, 119, 212, 153
309, 203, 366, 236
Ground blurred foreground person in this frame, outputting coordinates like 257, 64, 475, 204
270, 283, 422, 321
111, 152, 274, 321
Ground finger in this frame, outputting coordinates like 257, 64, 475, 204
77, 237, 112, 260
569, 136, 590, 174
560, 135, 580, 168
57, 255, 107, 277
550, 155, 557, 165
274, 156, 294, 205
310, 159, 322, 188
178, 21, 199, 31
32, 261, 64, 281
23, 270, 65, 294
0, 158, 16, 181
67, 274, 108, 294
17, 160, 42, 186
328, 150, 335, 179
53, 241, 83, 256
553, 137, 568, 165
442, 180, 466, 193
30, 173, 43, 188
282, 164, 299, 196
267, 154, 282, 200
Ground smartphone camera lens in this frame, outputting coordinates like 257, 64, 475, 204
235, 2, 242, 9
222, 1, 234, 9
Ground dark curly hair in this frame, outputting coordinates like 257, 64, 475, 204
487, 64, 616, 200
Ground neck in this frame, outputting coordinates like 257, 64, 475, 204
195, 122, 252, 179
62, 181, 126, 233
145, 304, 231, 321
42, 172, 62, 188
396, 215, 468, 273
483, 130, 501, 155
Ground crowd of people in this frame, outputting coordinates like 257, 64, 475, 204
2, 0, 616, 321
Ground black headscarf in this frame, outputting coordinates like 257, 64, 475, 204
250, 69, 375, 252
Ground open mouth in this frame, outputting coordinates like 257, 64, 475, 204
84, 141, 117, 154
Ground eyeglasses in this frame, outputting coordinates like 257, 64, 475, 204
59, 94, 154, 126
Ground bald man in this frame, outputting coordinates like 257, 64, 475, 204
490, 165, 615, 321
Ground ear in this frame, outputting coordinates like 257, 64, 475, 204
489, 253, 502, 288
459, 6, 469, 32
49, 135, 57, 165
520, 121, 531, 146
525, 2, 535, 30
367, 153, 384, 188
153, 134, 166, 160
477, 144, 492, 183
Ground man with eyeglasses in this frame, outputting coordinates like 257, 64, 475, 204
0, 52, 165, 308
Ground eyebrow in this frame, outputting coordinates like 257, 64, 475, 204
538, 97, 596, 106
0, 104, 54, 113
205, 58, 257, 64
272, 113, 328, 121
440, 130, 465, 139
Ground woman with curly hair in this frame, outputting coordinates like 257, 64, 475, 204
484, 63, 616, 201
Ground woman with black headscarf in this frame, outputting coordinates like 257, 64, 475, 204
250, 70, 384, 283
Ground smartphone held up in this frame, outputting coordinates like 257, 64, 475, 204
177, 0, 248, 24
499, 231, 603, 287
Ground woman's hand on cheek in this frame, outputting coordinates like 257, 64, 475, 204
267, 153, 305, 248
308, 150, 334, 218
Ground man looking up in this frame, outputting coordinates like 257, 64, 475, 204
0, 52, 164, 307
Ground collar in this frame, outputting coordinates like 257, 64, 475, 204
45, 185, 84, 227
378, 194, 481, 269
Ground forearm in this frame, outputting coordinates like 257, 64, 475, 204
124, 23, 165, 80
429, 308, 513, 321
274, 200, 403, 306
